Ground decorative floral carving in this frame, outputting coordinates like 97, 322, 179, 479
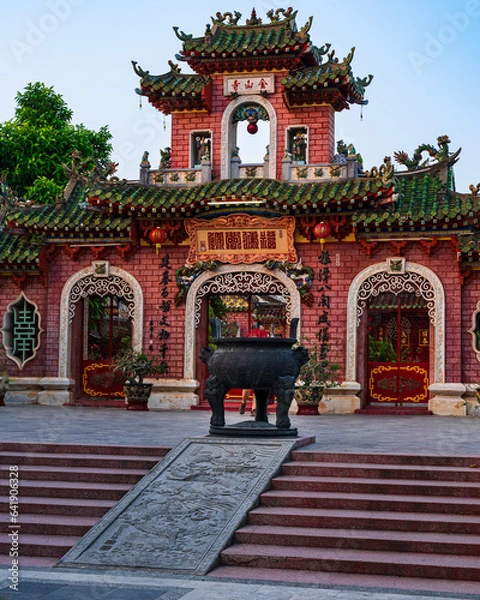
264, 260, 314, 304
69, 275, 135, 323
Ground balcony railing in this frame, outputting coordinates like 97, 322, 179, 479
139, 155, 359, 187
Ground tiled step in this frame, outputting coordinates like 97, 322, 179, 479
0, 464, 148, 484
290, 451, 480, 467
0, 442, 171, 567
0, 533, 81, 558
0, 513, 97, 536
0, 478, 131, 500
0, 494, 117, 517
234, 524, 480, 555
0, 442, 169, 456
210, 451, 480, 594
220, 543, 480, 581
271, 475, 480, 497
259, 489, 480, 514
282, 461, 480, 482
0, 451, 160, 470
248, 506, 480, 534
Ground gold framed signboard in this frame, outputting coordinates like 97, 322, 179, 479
184, 215, 297, 265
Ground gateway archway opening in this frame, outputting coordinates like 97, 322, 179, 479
196, 291, 289, 410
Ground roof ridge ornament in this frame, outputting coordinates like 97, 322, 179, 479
266, 7, 295, 23
394, 135, 453, 171
297, 15, 312, 38
173, 26, 193, 41
131, 61, 149, 78
212, 11, 242, 25
364, 156, 395, 185
356, 74, 374, 89
168, 60, 181, 73
246, 8, 262, 26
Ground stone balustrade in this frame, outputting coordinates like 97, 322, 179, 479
138, 155, 360, 186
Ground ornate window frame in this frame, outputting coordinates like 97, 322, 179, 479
58, 263, 143, 378
183, 264, 301, 380
346, 259, 445, 384
2, 292, 44, 370
221, 95, 277, 179
468, 302, 480, 362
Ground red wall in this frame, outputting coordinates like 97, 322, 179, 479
0, 236, 471, 392
170, 72, 335, 179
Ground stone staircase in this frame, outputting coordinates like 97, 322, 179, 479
0, 442, 170, 567
210, 451, 480, 595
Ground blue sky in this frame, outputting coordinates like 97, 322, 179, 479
1, 0, 480, 191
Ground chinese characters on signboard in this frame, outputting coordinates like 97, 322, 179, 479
185, 215, 297, 265
224, 74, 275, 96
201, 229, 280, 252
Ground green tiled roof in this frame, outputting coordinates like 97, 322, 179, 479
6, 181, 131, 243
352, 166, 479, 235
0, 231, 42, 270
282, 51, 372, 109
133, 61, 211, 114
86, 176, 392, 218
175, 8, 313, 73
134, 9, 371, 111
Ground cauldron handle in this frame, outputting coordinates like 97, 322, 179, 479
289, 317, 299, 339
210, 317, 222, 339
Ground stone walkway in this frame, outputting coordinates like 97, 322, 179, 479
2, 405, 480, 455
1, 405, 480, 599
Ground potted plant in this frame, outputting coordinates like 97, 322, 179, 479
0, 371, 8, 407
295, 340, 340, 415
467, 387, 480, 417
111, 349, 166, 411
0, 345, 8, 406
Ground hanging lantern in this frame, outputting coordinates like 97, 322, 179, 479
245, 106, 258, 135
313, 221, 331, 246
149, 227, 166, 254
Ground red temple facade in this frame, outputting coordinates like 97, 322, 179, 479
1, 7, 480, 416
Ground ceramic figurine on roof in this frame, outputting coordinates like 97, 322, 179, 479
2, 6, 480, 420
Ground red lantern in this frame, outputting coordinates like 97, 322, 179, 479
313, 221, 331, 246
247, 122, 258, 135
149, 227, 166, 254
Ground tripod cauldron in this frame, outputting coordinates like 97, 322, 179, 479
200, 318, 308, 435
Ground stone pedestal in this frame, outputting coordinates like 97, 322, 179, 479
230, 155, 241, 178
148, 378, 199, 410
282, 156, 292, 180
37, 378, 74, 405
428, 383, 466, 416
4, 377, 42, 405
318, 382, 362, 414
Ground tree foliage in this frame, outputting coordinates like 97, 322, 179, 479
0, 82, 112, 203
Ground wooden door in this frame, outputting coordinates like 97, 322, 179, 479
81, 295, 132, 399
367, 293, 430, 406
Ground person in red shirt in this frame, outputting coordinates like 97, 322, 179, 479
239, 324, 268, 415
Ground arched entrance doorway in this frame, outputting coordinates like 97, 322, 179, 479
183, 264, 301, 408
58, 262, 143, 401
346, 259, 445, 411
